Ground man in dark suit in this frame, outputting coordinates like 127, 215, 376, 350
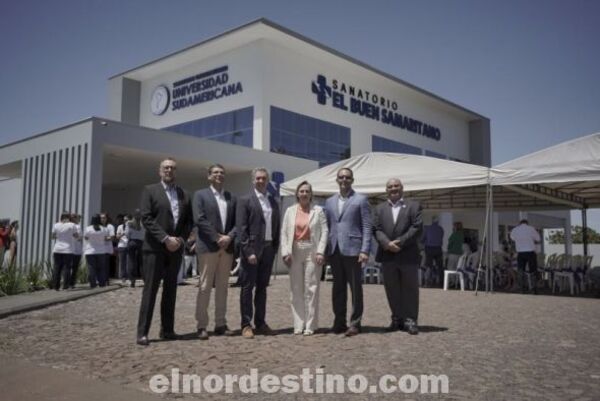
192, 164, 237, 340
136, 158, 192, 346
373, 178, 422, 335
236, 167, 280, 339
323, 167, 372, 337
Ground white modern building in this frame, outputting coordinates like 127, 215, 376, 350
0, 19, 566, 266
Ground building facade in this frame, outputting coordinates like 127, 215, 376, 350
1, 19, 500, 267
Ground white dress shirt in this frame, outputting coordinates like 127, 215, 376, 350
162, 181, 180, 226
337, 194, 349, 216
510, 223, 541, 252
388, 198, 405, 224
254, 189, 273, 241
211, 185, 228, 232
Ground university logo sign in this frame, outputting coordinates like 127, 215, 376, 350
150, 65, 243, 115
310, 74, 441, 141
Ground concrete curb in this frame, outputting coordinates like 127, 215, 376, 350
0, 285, 122, 319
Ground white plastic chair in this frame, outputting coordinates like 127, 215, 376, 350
443, 253, 467, 291
552, 254, 575, 295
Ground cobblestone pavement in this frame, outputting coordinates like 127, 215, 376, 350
0, 276, 599, 400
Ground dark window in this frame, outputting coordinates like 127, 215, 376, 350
270, 106, 350, 167
372, 135, 422, 155
165, 107, 253, 147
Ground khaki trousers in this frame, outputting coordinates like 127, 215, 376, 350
195, 249, 233, 329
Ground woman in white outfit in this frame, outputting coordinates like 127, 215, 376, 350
280, 181, 328, 336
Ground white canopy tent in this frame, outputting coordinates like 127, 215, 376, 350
279, 152, 583, 211
492, 132, 600, 208
280, 152, 491, 198
279, 135, 600, 291
492, 132, 600, 257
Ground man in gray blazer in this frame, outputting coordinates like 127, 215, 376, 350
192, 164, 237, 340
324, 167, 371, 336
373, 178, 422, 335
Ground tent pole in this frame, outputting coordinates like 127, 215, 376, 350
488, 185, 494, 293
582, 207, 589, 258
475, 184, 491, 295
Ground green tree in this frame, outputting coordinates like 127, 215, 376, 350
546, 225, 600, 244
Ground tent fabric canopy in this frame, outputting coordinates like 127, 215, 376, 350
491, 132, 600, 208
280, 132, 600, 210
280, 152, 492, 196
279, 152, 572, 210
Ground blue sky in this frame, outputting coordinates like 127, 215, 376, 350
1, 0, 599, 227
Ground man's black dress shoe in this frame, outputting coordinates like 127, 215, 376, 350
214, 325, 234, 336
404, 319, 419, 335
254, 324, 275, 336
159, 331, 181, 340
385, 321, 402, 332
136, 336, 149, 346
331, 325, 349, 334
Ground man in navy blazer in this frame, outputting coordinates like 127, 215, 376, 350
373, 178, 422, 335
192, 164, 237, 340
324, 167, 372, 336
136, 158, 192, 346
236, 167, 281, 339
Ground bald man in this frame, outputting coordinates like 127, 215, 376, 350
136, 158, 192, 346
373, 178, 422, 335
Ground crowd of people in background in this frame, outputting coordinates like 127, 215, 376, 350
419, 217, 545, 294
49, 211, 149, 290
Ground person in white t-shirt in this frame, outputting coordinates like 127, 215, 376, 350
510, 219, 541, 294
84, 214, 111, 287
51, 212, 79, 290
69, 213, 83, 289
101, 212, 115, 285
116, 215, 130, 284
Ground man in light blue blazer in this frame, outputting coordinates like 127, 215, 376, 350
324, 167, 372, 336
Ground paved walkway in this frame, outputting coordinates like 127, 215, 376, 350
0, 276, 599, 400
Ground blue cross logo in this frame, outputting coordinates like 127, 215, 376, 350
311, 75, 331, 105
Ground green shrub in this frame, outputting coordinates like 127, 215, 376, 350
0, 264, 29, 296
26, 260, 52, 291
